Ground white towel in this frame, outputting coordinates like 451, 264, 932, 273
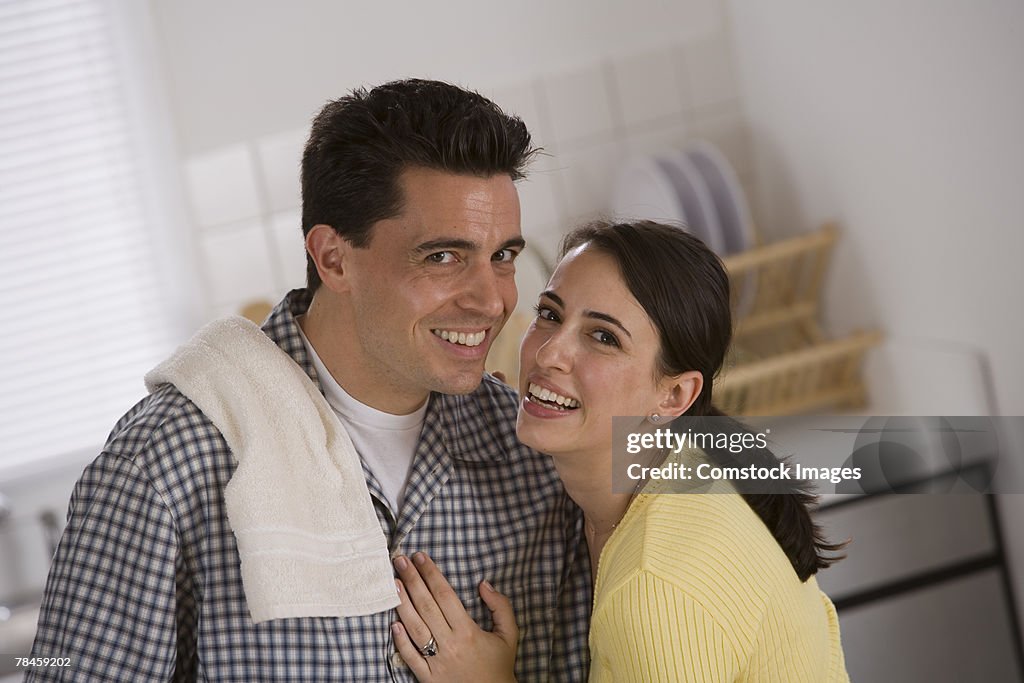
145, 316, 399, 623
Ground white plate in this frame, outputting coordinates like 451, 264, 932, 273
684, 141, 754, 255
611, 157, 688, 228
656, 155, 726, 254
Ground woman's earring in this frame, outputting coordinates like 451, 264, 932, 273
648, 413, 662, 424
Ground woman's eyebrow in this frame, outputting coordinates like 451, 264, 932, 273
540, 291, 632, 339
539, 290, 563, 307
584, 310, 632, 339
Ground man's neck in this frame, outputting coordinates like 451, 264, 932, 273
300, 292, 428, 415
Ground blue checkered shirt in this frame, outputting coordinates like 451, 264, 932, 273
29, 290, 592, 682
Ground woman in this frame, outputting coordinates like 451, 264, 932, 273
391, 220, 850, 682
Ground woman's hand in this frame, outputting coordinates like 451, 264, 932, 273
392, 552, 518, 683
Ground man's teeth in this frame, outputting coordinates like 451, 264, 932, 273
528, 383, 579, 409
433, 329, 486, 347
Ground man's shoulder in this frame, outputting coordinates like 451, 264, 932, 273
433, 374, 564, 476
472, 372, 521, 415
442, 374, 526, 449
100, 383, 234, 493
434, 373, 522, 435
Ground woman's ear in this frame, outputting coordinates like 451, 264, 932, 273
305, 224, 351, 293
657, 370, 704, 418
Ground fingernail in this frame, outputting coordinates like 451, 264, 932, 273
391, 623, 401, 637
413, 552, 426, 566
394, 579, 402, 593
482, 580, 494, 592
394, 555, 408, 570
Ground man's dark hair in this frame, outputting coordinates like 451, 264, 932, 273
301, 78, 537, 291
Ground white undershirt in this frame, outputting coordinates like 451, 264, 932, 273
296, 321, 425, 517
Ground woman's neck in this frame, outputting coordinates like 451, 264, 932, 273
551, 448, 645, 574
551, 449, 616, 523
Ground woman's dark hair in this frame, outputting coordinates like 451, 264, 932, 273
301, 78, 537, 291
561, 220, 843, 581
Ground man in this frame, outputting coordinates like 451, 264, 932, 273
29, 79, 591, 682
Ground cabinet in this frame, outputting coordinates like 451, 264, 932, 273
815, 465, 1024, 681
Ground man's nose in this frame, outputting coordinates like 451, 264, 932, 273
458, 262, 510, 319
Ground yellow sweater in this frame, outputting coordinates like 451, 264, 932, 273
589, 481, 849, 682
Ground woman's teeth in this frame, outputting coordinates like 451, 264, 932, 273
528, 382, 579, 409
433, 329, 486, 347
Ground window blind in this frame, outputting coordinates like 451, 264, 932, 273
0, 0, 176, 469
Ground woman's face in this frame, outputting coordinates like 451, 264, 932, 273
516, 244, 670, 460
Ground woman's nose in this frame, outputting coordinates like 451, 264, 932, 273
534, 328, 574, 372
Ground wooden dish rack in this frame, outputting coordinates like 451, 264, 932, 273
714, 223, 881, 415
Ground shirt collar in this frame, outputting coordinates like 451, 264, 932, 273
431, 376, 519, 464
261, 288, 322, 394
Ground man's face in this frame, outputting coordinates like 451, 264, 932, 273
341, 167, 522, 410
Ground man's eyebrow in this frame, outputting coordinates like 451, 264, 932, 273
413, 238, 478, 254
539, 291, 632, 339
413, 236, 526, 254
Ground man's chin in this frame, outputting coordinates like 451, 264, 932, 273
431, 367, 488, 396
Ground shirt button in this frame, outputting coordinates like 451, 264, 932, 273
391, 651, 405, 668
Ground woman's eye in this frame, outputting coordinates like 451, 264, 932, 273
426, 251, 456, 264
591, 329, 620, 347
534, 304, 559, 322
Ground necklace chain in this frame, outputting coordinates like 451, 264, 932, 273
608, 477, 646, 531
610, 447, 669, 530
591, 448, 664, 537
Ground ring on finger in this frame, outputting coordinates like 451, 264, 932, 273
417, 636, 438, 658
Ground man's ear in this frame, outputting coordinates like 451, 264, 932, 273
305, 224, 351, 293
657, 370, 704, 419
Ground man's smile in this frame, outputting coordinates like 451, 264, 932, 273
430, 329, 487, 347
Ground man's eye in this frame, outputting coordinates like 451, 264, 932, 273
591, 329, 620, 347
492, 249, 519, 263
426, 251, 456, 264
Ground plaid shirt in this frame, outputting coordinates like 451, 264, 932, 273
29, 290, 592, 682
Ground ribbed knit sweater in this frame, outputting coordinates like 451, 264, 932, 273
589, 473, 849, 681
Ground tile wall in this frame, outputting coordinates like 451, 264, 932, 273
181, 29, 752, 322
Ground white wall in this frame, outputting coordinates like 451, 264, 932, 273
727, 0, 1024, 651
726, 0, 1024, 416
150, 0, 752, 321
152, 0, 723, 156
